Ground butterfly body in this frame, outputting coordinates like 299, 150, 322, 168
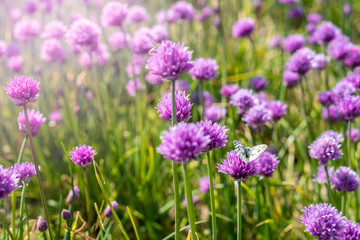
233, 140, 267, 162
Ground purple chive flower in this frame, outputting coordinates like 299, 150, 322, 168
126, 5, 150, 24
157, 122, 210, 163
182, 195, 198, 206
156, 11, 166, 25
66, 18, 101, 52
10, 8, 22, 22
198, 7, 212, 22
6, 42, 21, 58
269, 36, 282, 48
283, 70, 300, 88
341, 221, 360, 239
257, 152, 279, 177
242, 105, 272, 129
125, 79, 145, 97
319, 130, 344, 143
306, 23, 316, 34
11, 162, 37, 184
42, 20, 67, 39
13, 19, 40, 43
156, 91, 193, 122
311, 54, 330, 70
130, 27, 154, 54
104, 201, 119, 217
345, 67, 360, 89
313, 166, 334, 184
232, 18, 255, 38
286, 47, 315, 75
189, 58, 218, 81
23, 1, 37, 14
220, 84, 239, 98
300, 203, 346, 239
344, 44, 360, 68
89, 43, 110, 67
314, 22, 338, 45
197, 120, 228, 152
250, 76, 268, 92
166, 9, 180, 23
18, 109, 46, 136
318, 91, 334, 107
343, 4, 351, 15
331, 80, 356, 102
309, 134, 343, 165
278, 0, 299, 4
66, 186, 80, 204
204, 105, 226, 122
41, 39, 66, 63
213, 16, 221, 28
191, 90, 214, 107
336, 95, 360, 121
217, 151, 259, 181
0, 165, 20, 199
49, 110, 62, 124
69, 145, 97, 168
346, 128, 360, 142
8, 56, 23, 73
171, 1, 195, 20
323, 105, 344, 123
108, 32, 129, 51
151, 25, 169, 43
146, 40, 193, 81
175, 80, 190, 92
37, 216, 48, 232
266, 101, 287, 121
307, 13, 322, 24
145, 73, 164, 85
288, 7, 304, 19
61, 209, 71, 221
330, 167, 360, 192
5, 76, 40, 106
101, 1, 128, 27
283, 34, 305, 53
199, 177, 215, 193
230, 88, 255, 113
329, 37, 351, 61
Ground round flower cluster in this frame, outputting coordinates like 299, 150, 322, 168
196, 120, 228, 152
330, 166, 360, 192
156, 90, 193, 122
69, 145, 97, 168
309, 133, 343, 165
189, 58, 218, 81
5, 76, 40, 106
18, 109, 46, 136
232, 18, 255, 38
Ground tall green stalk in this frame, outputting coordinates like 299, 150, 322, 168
171, 80, 180, 240
206, 152, 217, 239
0, 211, 14, 240
18, 184, 26, 240
325, 166, 334, 204
346, 121, 351, 167
83, 168, 91, 227
236, 181, 242, 240
218, 0, 227, 105
182, 163, 197, 240
199, 80, 204, 118
299, 76, 313, 142
23, 105, 54, 240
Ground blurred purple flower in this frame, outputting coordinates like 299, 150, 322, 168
288, 7, 304, 19
311, 54, 330, 70
344, 44, 360, 68
204, 105, 226, 122
5, 76, 40, 106
269, 36, 282, 48
146, 40, 193, 81
329, 36, 351, 61
198, 7, 212, 22
175, 80, 190, 92
307, 13, 322, 24
37, 216, 48, 232
101, 1, 128, 27
126, 5, 150, 24
232, 18, 255, 38
267, 101, 287, 121
314, 22, 339, 45
66, 186, 80, 204
220, 84, 239, 98
345, 128, 360, 142
41, 39, 66, 63
230, 88, 255, 113
66, 18, 101, 52
345, 67, 360, 89
278, 0, 299, 4
286, 47, 315, 75
199, 177, 214, 193
13, 19, 40, 43
322, 105, 344, 123
250, 76, 267, 92
300, 203, 346, 239
318, 91, 333, 107
69, 145, 97, 168
283, 70, 300, 88
313, 166, 334, 184
104, 201, 119, 217
130, 27, 154, 55
0, 165, 19, 199
330, 166, 360, 192
283, 34, 305, 53
336, 95, 360, 121
217, 151, 259, 181
42, 20, 67, 39
11, 162, 37, 184
151, 25, 169, 43
145, 73, 164, 85
309, 134, 343, 165
6, 43, 21, 58
126, 79, 145, 97
191, 90, 213, 107
23, 1, 37, 14
242, 105, 271, 129
157, 122, 210, 163
182, 195, 198, 206
171, 1, 195, 20
190, 58, 218, 81
257, 152, 279, 177
331, 80, 356, 102
18, 109, 46, 136
108, 32, 129, 51
343, 4, 351, 15
156, 91, 193, 122
8, 56, 23, 73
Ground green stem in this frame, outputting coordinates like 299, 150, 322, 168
23, 105, 54, 240
171, 80, 180, 240
83, 168, 91, 226
347, 121, 351, 167
17, 136, 27, 164
19, 184, 26, 240
0, 210, 14, 240
93, 163, 130, 240
218, 0, 227, 105
206, 152, 217, 239
182, 163, 197, 240
199, 80, 204, 119
356, 189, 359, 222
325, 166, 334, 204
341, 193, 347, 216
236, 181, 242, 240
299, 76, 313, 142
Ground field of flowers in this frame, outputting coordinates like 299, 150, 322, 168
1, 0, 360, 239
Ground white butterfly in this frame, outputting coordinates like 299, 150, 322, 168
234, 140, 267, 162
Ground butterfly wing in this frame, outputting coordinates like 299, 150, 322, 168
249, 144, 268, 161
234, 140, 248, 161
